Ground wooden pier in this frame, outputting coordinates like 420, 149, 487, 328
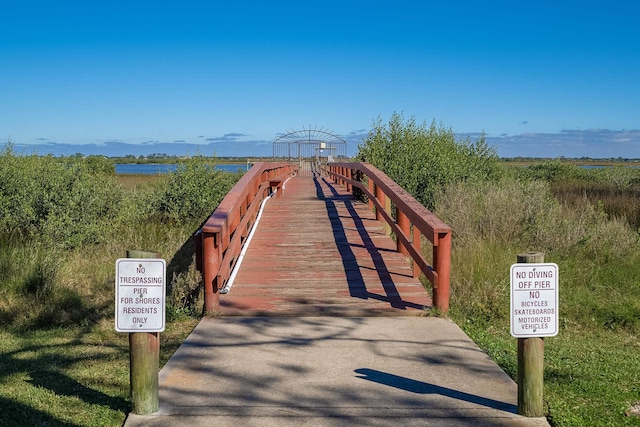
218, 173, 432, 316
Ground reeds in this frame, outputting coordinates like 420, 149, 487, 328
434, 167, 640, 332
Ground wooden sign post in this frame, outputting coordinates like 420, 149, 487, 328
115, 250, 165, 415
510, 251, 559, 417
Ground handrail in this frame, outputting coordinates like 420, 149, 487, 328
324, 162, 452, 313
195, 162, 298, 314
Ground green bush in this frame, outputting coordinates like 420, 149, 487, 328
0, 146, 240, 329
593, 164, 640, 189
0, 145, 122, 249
86, 155, 116, 175
357, 112, 500, 209
520, 159, 589, 182
147, 156, 241, 223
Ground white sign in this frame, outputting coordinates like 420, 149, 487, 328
510, 263, 559, 338
115, 258, 166, 333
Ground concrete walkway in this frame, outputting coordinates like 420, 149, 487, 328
124, 316, 549, 426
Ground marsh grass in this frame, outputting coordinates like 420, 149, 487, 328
551, 179, 640, 230
115, 174, 162, 191
435, 168, 640, 426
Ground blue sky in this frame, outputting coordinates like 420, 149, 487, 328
1, 1, 639, 158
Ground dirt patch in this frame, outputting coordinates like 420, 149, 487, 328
625, 402, 640, 417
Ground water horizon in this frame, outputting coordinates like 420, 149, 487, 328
115, 163, 248, 175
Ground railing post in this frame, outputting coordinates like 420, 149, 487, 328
375, 185, 384, 222
432, 231, 451, 313
384, 196, 392, 236
412, 227, 421, 279
250, 174, 260, 198
368, 178, 375, 210
346, 168, 352, 192
397, 210, 410, 256
202, 231, 221, 314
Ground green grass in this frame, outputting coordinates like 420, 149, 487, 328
462, 323, 640, 426
437, 170, 640, 427
3, 151, 640, 426
0, 318, 199, 427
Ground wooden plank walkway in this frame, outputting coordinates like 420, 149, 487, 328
218, 173, 432, 316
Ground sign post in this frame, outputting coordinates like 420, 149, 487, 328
115, 252, 165, 415
510, 252, 558, 417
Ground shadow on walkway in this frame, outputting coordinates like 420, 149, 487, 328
313, 174, 422, 310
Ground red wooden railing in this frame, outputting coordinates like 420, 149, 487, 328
324, 162, 452, 313
195, 162, 298, 313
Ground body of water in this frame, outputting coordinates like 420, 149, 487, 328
115, 163, 248, 175
579, 165, 640, 169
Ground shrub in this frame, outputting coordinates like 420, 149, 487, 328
0, 146, 240, 329
147, 156, 241, 223
520, 159, 590, 182
0, 145, 123, 249
593, 164, 640, 189
357, 112, 501, 209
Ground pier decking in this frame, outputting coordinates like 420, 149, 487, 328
218, 174, 432, 316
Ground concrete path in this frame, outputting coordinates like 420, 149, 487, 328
124, 316, 549, 426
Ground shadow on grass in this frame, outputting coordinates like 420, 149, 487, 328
0, 396, 84, 427
0, 331, 131, 425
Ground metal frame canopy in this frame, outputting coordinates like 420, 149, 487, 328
272, 127, 347, 161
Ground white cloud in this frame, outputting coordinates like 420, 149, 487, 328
486, 129, 640, 158
9, 128, 640, 159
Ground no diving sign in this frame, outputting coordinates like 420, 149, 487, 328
115, 258, 166, 333
510, 263, 559, 338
